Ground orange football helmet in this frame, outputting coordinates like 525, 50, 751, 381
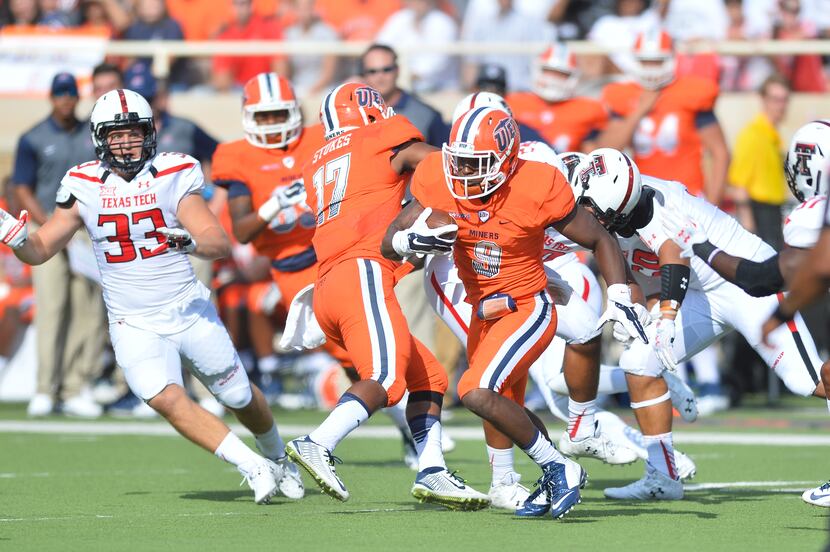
631, 29, 675, 90
241, 72, 303, 149
442, 107, 519, 200
533, 43, 578, 102
320, 82, 394, 140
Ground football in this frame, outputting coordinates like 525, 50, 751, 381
426, 208, 458, 241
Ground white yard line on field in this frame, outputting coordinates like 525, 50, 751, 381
0, 420, 829, 446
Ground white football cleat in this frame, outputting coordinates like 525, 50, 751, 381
285, 436, 349, 501
411, 467, 490, 511
239, 457, 279, 504
272, 456, 305, 499
61, 395, 103, 418
558, 425, 639, 465
663, 370, 698, 422
488, 471, 530, 510
674, 449, 697, 481
27, 393, 53, 417
802, 481, 830, 507
696, 394, 729, 417
603, 466, 684, 500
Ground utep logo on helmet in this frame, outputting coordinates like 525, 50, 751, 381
355, 87, 383, 108
493, 117, 516, 152
794, 142, 817, 176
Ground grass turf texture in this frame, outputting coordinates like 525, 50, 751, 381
1, 400, 829, 551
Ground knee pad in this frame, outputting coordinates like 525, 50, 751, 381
216, 384, 253, 410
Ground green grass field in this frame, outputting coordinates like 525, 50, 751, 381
1, 399, 829, 551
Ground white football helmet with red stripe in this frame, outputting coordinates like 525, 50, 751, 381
631, 29, 675, 90
451, 92, 512, 124
242, 72, 303, 149
320, 82, 394, 140
443, 106, 519, 200
90, 88, 156, 172
532, 44, 578, 102
572, 148, 641, 232
785, 120, 830, 202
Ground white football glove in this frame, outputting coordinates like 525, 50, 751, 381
653, 317, 677, 372
392, 208, 458, 259
258, 181, 307, 222
596, 283, 649, 344
661, 201, 708, 259
157, 227, 197, 254
0, 208, 28, 250
611, 301, 651, 344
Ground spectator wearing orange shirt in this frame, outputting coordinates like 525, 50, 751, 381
212, 0, 288, 92
315, 0, 400, 40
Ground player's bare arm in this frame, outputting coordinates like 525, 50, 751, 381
389, 141, 437, 175
698, 122, 730, 206
763, 229, 830, 341
227, 194, 270, 244
551, 205, 627, 285
175, 193, 232, 260
2, 201, 82, 265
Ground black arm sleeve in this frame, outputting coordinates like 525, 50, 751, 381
660, 264, 691, 306
734, 255, 785, 297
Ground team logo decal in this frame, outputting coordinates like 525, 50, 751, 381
355, 87, 384, 108
493, 117, 518, 152
794, 142, 816, 176
283, 156, 295, 169
478, 210, 490, 222
591, 154, 607, 176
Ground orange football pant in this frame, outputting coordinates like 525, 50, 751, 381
313, 258, 448, 406
458, 291, 556, 404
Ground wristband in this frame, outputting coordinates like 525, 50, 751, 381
257, 196, 282, 222
692, 240, 719, 264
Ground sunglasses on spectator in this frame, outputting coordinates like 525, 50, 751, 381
363, 65, 397, 76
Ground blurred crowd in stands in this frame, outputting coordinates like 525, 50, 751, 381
0, 0, 829, 93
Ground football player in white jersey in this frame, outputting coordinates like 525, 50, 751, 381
574, 148, 825, 501
661, 120, 830, 507
0, 89, 304, 505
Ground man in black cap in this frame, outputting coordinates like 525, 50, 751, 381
474, 63, 546, 145
12, 72, 105, 418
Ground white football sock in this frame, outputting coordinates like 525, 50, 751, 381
567, 398, 596, 440
409, 414, 446, 471
643, 432, 678, 480
487, 445, 514, 485
521, 431, 564, 467
254, 422, 286, 461
309, 393, 370, 451
214, 431, 262, 469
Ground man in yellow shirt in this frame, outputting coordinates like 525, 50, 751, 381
728, 74, 791, 251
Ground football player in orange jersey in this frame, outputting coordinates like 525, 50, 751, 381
285, 82, 490, 510
383, 106, 649, 519
597, 29, 729, 205
506, 43, 607, 153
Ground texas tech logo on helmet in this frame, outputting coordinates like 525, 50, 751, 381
793, 143, 817, 177
591, 154, 608, 176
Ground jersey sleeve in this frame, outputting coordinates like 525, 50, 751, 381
784, 198, 825, 248
636, 199, 669, 253
409, 153, 438, 207
371, 115, 425, 156
537, 168, 575, 226
211, 143, 251, 199
687, 77, 719, 113
601, 83, 630, 118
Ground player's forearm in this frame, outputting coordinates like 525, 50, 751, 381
692, 239, 784, 297
13, 233, 52, 266
232, 212, 269, 244
192, 227, 231, 260
381, 223, 404, 261
592, 232, 628, 285
778, 231, 830, 315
